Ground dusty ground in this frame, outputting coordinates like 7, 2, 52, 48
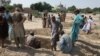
0, 13, 100, 56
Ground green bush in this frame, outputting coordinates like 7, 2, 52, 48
4, 5, 14, 11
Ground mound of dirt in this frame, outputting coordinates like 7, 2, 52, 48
26, 28, 51, 36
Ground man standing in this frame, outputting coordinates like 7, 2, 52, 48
42, 13, 47, 28
12, 7, 26, 48
0, 6, 8, 48
28, 13, 32, 21
51, 15, 63, 51
70, 9, 83, 47
4, 10, 14, 41
47, 15, 51, 28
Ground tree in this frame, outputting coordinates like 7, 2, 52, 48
3, 0, 14, 11
84, 7, 93, 13
4, 4, 14, 11
30, 4, 35, 10
13, 4, 23, 10
43, 2, 53, 11
30, 2, 53, 12
93, 7, 100, 13
67, 5, 76, 12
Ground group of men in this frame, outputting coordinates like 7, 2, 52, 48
42, 12, 72, 52
81, 15, 96, 34
42, 12, 66, 28
0, 6, 26, 48
0, 6, 96, 53
45, 9, 95, 53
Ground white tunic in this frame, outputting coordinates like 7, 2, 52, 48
82, 19, 94, 31
26, 35, 35, 45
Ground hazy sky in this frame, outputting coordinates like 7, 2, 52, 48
11, 0, 100, 8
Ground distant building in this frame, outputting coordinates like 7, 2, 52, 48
23, 8, 33, 13
52, 3, 66, 12
58, 3, 66, 11
0, 0, 11, 6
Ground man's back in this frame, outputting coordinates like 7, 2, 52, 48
59, 34, 72, 53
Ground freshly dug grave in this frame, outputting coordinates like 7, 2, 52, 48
26, 28, 51, 36
35, 37, 51, 49
0, 34, 100, 56
25, 22, 73, 36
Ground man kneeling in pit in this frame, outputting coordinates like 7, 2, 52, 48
26, 32, 41, 49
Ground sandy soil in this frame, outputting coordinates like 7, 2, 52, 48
0, 13, 100, 56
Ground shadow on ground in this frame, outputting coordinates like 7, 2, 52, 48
5, 38, 100, 56
70, 40, 100, 56
7, 46, 54, 56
